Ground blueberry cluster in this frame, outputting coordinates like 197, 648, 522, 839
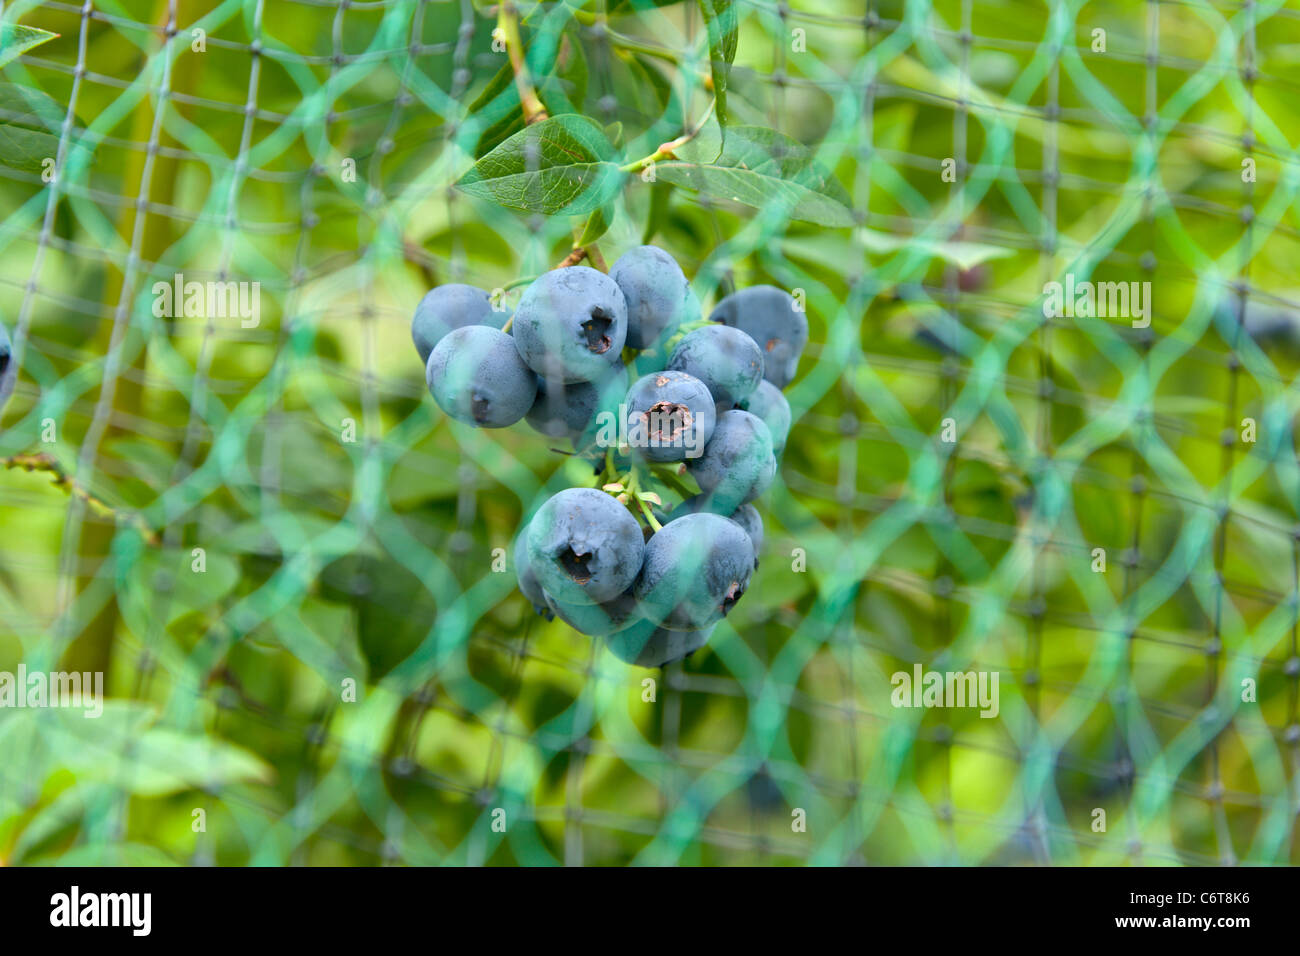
414, 247, 807, 667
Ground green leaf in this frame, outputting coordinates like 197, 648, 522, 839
0, 24, 59, 71
0, 82, 85, 175
576, 205, 611, 245
655, 125, 854, 227
641, 179, 674, 244
0, 82, 63, 129
0, 121, 57, 172
455, 114, 626, 216
696, 0, 738, 130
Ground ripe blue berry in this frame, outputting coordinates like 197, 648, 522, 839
686, 409, 776, 512
623, 370, 717, 462
527, 488, 645, 605
527, 366, 628, 444
667, 325, 764, 408
513, 267, 628, 383
1217, 295, 1300, 355
426, 325, 537, 427
514, 530, 553, 618
0, 321, 15, 414
634, 512, 754, 630
545, 588, 641, 637
609, 245, 694, 349
605, 617, 715, 668
670, 494, 764, 562
737, 379, 791, 456
710, 285, 807, 389
411, 284, 496, 365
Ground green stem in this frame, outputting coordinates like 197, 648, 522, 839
502, 274, 538, 291
652, 466, 694, 500
500, 314, 514, 334
637, 496, 663, 532
498, 2, 547, 125
618, 98, 717, 174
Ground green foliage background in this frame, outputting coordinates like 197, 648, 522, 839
1, 0, 1298, 865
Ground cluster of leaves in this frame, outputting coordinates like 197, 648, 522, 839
453, 1, 853, 238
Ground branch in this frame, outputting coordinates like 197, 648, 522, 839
497, 3, 548, 125
556, 246, 588, 269
3, 453, 160, 546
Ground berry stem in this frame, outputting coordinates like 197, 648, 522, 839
651, 466, 694, 500
556, 246, 588, 268
637, 496, 663, 532
500, 314, 514, 334
496, 3, 548, 126
502, 274, 538, 291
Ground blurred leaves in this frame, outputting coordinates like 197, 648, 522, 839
0, 703, 271, 861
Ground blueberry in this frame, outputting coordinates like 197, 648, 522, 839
666, 325, 764, 407
623, 370, 717, 462
728, 504, 764, 562
513, 267, 628, 383
426, 325, 537, 427
0, 321, 15, 415
608, 245, 695, 349
737, 379, 791, 456
670, 494, 764, 562
710, 285, 807, 388
527, 366, 628, 444
526, 488, 645, 605
412, 284, 495, 365
686, 409, 776, 512
605, 617, 715, 668
1216, 295, 1300, 355
514, 529, 553, 619
634, 512, 754, 630
545, 588, 641, 636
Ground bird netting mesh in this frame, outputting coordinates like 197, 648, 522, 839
0, 0, 1297, 866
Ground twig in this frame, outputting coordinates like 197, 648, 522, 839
619, 98, 718, 175
3, 453, 160, 546
497, 3, 548, 125
556, 246, 589, 269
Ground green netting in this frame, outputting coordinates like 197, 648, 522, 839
0, 0, 1298, 866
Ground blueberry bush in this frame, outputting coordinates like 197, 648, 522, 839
0, 0, 1298, 867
